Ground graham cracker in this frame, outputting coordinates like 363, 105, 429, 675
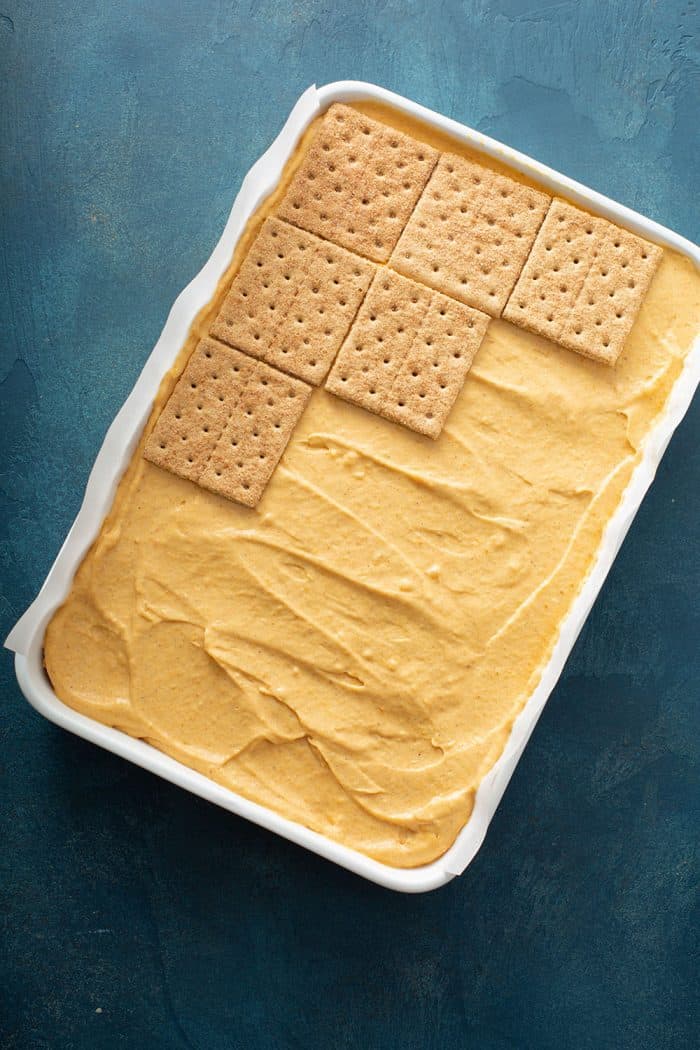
325, 272, 431, 412
382, 294, 490, 436
502, 198, 663, 364
390, 153, 551, 317
199, 359, 311, 507
144, 339, 256, 481
145, 339, 310, 507
210, 217, 374, 385
277, 103, 439, 262
325, 271, 490, 437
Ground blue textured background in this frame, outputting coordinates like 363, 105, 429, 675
2, 2, 698, 1047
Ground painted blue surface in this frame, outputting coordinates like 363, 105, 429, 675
1, 2, 698, 1047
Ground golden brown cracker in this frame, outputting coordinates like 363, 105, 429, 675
382, 294, 490, 437
277, 103, 438, 262
503, 199, 663, 364
210, 218, 374, 384
325, 272, 431, 413
326, 271, 489, 437
145, 340, 310, 507
391, 153, 551, 317
199, 360, 311, 506
144, 339, 256, 480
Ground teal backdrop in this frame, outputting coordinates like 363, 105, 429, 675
1, 2, 698, 1048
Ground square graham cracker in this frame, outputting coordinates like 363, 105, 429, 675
144, 338, 257, 481
144, 338, 311, 507
325, 271, 490, 438
199, 359, 311, 506
390, 153, 551, 317
502, 198, 663, 364
277, 103, 438, 262
210, 218, 374, 385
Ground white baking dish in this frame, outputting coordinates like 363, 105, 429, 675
6, 81, 699, 893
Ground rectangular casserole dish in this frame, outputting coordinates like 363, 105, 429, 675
6, 81, 700, 893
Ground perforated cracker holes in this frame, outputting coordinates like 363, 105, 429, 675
144, 339, 257, 481
199, 359, 311, 507
326, 271, 431, 411
144, 339, 311, 507
277, 104, 439, 262
326, 271, 490, 438
385, 294, 490, 437
503, 199, 663, 365
210, 218, 374, 385
391, 153, 551, 317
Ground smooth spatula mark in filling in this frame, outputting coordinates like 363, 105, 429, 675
503, 198, 663, 364
325, 271, 490, 437
277, 103, 439, 262
210, 218, 375, 385
144, 339, 311, 507
391, 153, 551, 317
